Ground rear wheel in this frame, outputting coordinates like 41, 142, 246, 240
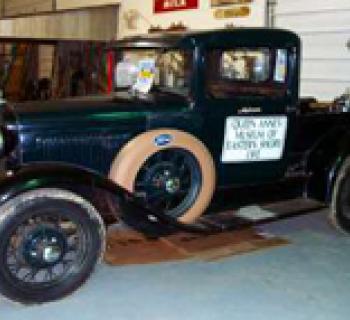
331, 158, 350, 233
0, 188, 105, 304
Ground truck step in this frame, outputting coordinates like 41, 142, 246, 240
197, 198, 326, 232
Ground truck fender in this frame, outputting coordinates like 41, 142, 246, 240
326, 153, 350, 203
306, 128, 350, 203
0, 163, 130, 223
0, 163, 120, 203
0, 162, 210, 235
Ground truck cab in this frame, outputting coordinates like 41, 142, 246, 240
111, 29, 301, 187
190, 29, 300, 185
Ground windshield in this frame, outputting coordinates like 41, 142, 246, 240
114, 48, 192, 96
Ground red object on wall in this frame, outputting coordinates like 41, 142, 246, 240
154, 0, 198, 13
106, 50, 114, 94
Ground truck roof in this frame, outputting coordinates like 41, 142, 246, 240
113, 28, 300, 50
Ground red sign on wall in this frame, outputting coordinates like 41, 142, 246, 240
154, 0, 199, 13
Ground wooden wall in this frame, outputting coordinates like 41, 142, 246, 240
57, 0, 121, 10
0, 0, 121, 16
0, 6, 119, 40
38, 45, 55, 79
1, 0, 53, 16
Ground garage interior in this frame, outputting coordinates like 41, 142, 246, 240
0, 0, 350, 319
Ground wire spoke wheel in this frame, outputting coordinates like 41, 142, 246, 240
0, 189, 105, 304
135, 148, 202, 218
5, 211, 85, 287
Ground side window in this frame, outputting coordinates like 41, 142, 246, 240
274, 49, 288, 83
206, 48, 288, 99
220, 49, 270, 83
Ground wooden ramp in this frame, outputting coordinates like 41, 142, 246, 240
104, 226, 289, 266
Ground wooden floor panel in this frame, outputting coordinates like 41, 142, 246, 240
104, 226, 290, 266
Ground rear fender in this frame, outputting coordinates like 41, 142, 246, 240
326, 153, 349, 203
306, 128, 350, 203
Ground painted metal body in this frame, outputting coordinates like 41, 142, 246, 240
1, 29, 350, 226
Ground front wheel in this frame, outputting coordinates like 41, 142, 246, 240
331, 157, 350, 233
0, 188, 105, 304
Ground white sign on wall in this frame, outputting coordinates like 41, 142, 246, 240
221, 116, 288, 163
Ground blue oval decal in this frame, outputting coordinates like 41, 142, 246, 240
154, 134, 173, 147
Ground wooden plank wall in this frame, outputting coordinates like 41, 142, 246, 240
57, 0, 121, 10
2, 0, 53, 16
0, 6, 119, 40
38, 45, 55, 79
0, 0, 121, 16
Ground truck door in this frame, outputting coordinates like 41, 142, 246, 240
201, 46, 296, 186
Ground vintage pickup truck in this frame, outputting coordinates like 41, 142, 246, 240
0, 28, 350, 304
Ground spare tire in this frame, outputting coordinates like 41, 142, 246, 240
109, 129, 216, 224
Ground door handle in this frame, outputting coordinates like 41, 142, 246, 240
237, 107, 262, 114
286, 105, 297, 113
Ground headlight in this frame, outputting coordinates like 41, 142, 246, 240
0, 126, 17, 158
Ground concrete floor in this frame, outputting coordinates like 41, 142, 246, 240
1, 209, 350, 320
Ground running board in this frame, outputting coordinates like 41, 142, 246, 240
195, 198, 327, 232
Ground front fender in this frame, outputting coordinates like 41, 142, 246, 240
0, 162, 124, 206
0, 162, 209, 235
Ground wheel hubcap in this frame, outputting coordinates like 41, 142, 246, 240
23, 227, 67, 268
165, 177, 181, 194
4, 208, 87, 287
135, 149, 202, 218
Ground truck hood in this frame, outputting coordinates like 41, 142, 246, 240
4, 92, 188, 127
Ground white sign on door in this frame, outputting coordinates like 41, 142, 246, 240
221, 116, 288, 163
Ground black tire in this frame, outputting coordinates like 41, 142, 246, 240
134, 148, 203, 219
331, 157, 350, 233
0, 188, 105, 304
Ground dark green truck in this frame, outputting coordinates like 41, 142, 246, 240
0, 28, 350, 304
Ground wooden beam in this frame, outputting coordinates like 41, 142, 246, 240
0, 6, 119, 41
